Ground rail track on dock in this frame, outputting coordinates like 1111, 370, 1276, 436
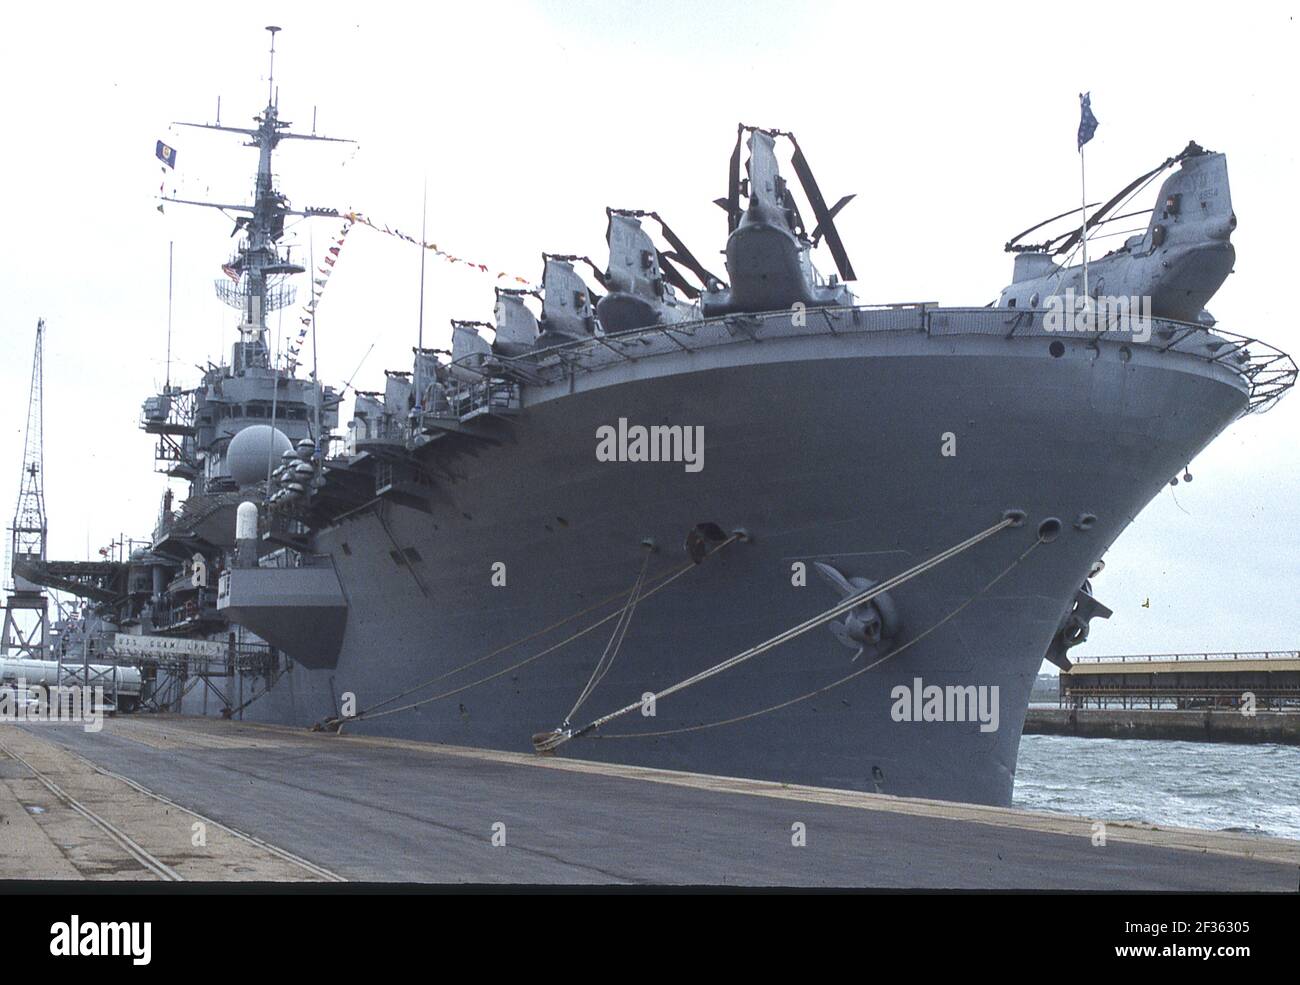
1, 736, 182, 881
0, 730, 346, 882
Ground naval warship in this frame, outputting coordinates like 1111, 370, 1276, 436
12, 29, 1295, 807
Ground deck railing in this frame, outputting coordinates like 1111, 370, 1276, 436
1069, 650, 1300, 665
457, 304, 1296, 419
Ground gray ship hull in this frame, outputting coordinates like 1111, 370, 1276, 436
198, 312, 1247, 806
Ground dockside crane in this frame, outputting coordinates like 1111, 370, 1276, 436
2, 319, 49, 658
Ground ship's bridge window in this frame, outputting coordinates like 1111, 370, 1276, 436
246, 405, 267, 419
287, 407, 307, 421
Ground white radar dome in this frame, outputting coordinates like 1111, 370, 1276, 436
227, 425, 293, 487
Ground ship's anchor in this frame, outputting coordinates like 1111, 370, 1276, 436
814, 561, 899, 662
1044, 578, 1112, 671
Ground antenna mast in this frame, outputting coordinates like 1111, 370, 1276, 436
267, 24, 280, 105
2, 319, 49, 659
163, 27, 356, 377
414, 178, 428, 416
165, 241, 174, 389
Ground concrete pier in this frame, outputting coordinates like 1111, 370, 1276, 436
1025, 708, 1300, 744
2, 715, 1297, 888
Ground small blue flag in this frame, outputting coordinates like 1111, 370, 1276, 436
1077, 92, 1099, 151
156, 140, 177, 169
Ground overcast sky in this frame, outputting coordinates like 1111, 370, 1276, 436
2, 1, 1296, 662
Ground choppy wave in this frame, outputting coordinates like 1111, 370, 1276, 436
1013, 735, 1300, 841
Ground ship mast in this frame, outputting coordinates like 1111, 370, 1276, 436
163, 26, 355, 374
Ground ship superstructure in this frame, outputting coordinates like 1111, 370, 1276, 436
9, 29, 346, 706
134, 26, 346, 637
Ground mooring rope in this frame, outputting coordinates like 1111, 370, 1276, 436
533, 516, 1016, 752
593, 535, 1044, 740
319, 534, 740, 731
564, 549, 652, 726
327, 547, 713, 725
